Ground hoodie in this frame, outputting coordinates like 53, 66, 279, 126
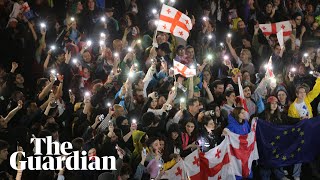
226, 114, 250, 135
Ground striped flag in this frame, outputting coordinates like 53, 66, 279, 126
259, 21, 292, 37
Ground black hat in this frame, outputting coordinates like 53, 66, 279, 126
157, 42, 171, 53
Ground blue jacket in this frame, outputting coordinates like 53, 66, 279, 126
226, 114, 250, 135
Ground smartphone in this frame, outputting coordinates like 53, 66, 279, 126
99, 114, 104, 121
142, 147, 147, 156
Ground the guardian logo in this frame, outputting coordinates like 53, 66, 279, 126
10, 136, 116, 170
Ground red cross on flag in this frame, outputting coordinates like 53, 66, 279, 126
161, 160, 187, 180
226, 119, 259, 178
174, 60, 196, 77
184, 150, 201, 179
201, 139, 236, 180
265, 56, 274, 79
259, 21, 292, 38
157, 4, 193, 40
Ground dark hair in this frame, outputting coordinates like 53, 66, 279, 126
141, 112, 155, 127
231, 107, 245, 122
72, 137, 84, 151
212, 80, 224, 88
120, 163, 132, 176
186, 45, 194, 50
44, 122, 59, 133
187, 98, 198, 107
0, 140, 8, 151
225, 89, 235, 97
265, 103, 283, 124
168, 123, 181, 136
145, 137, 159, 149
202, 115, 214, 127
37, 78, 49, 91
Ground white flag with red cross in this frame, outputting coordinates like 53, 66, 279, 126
157, 4, 193, 40
184, 150, 201, 180
174, 60, 196, 77
259, 21, 292, 38
203, 139, 235, 180
226, 118, 259, 178
161, 160, 187, 180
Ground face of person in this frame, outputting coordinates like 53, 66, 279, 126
242, 39, 251, 48
87, 0, 95, 10
238, 109, 247, 120
274, 45, 281, 56
277, 91, 287, 103
121, 119, 129, 126
270, 102, 278, 111
186, 48, 195, 59
177, 49, 185, 56
185, 122, 195, 135
205, 119, 215, 131
214, 84, 224, 94
77, 2, 83, 11
125, 15, 132, 26
151, 140, 160, 152
266, 3, 273, 14
203, 71, 211, 83
0, 148, 8, 160
88, 148, 96, 157
243, 87, 251, 98
296, 88, 306, 100
215, 106, 221, 117
82, 52, 91, 63
15, 74, 24, 84
238, 21, 246, 29
226, 92, 236, 104
189, 101, 200, 114
171, 131, 179, 140
243, 72, 251, 82
150, 98, 158, 109
159, 140, 165, 151
295, 16, 302, 26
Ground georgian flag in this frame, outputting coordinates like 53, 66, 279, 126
265, 56, 275, 79
259, 21, 292, 38
184, 150, 201, 179
226, 118, 259, 178
157, 4, 193, 40
202, 139, 235, 180
161, 160, 187, 180
174, 60, 196, 77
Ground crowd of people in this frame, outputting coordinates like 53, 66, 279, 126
1, 0, 320, 179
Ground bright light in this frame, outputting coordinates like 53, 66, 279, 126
99, 40, 105, 46
100, 32, 106, 37
84, 91, 90, 97
208, 34, 213, 39
72, 58, 78, 64
128, 47, 133, 52
114, 52, 119, 57
207, 54, 213, 60
69, 89, 72, 92
154, 20, 159, 25
227, 33, 232, 38
190, 65, 195, 69
310, 71, 314, 75
50, 45, 56, 50
101, 16, 106, 22
160, 0, 165, 3
304, 53, 309, 57
70, 17, 75, 21
170, 0, 175, 2
134, 63, 138, 67
223, 55, 229, 60
264, 64, 272, 69
180, 97, 185, 103
220, 42, 224, 47
291, 67, 296, 72
40, 22, 46, 28
128, 72, 134, 78
202, 17, 208, 21
86, 40, 92, 46
152, 9, 157, 14
107, 102, 112, 107
270, 77, 277, 84
137, 39, 142, 44
171, 87, 175, 91
50, 69, 56, 74
132, 119, 137, 124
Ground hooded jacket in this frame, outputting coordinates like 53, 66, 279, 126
226, 114, 250, 135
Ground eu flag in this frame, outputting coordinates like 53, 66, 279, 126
256, 117, 320, 168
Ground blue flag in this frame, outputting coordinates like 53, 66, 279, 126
256, 117, 320, 168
